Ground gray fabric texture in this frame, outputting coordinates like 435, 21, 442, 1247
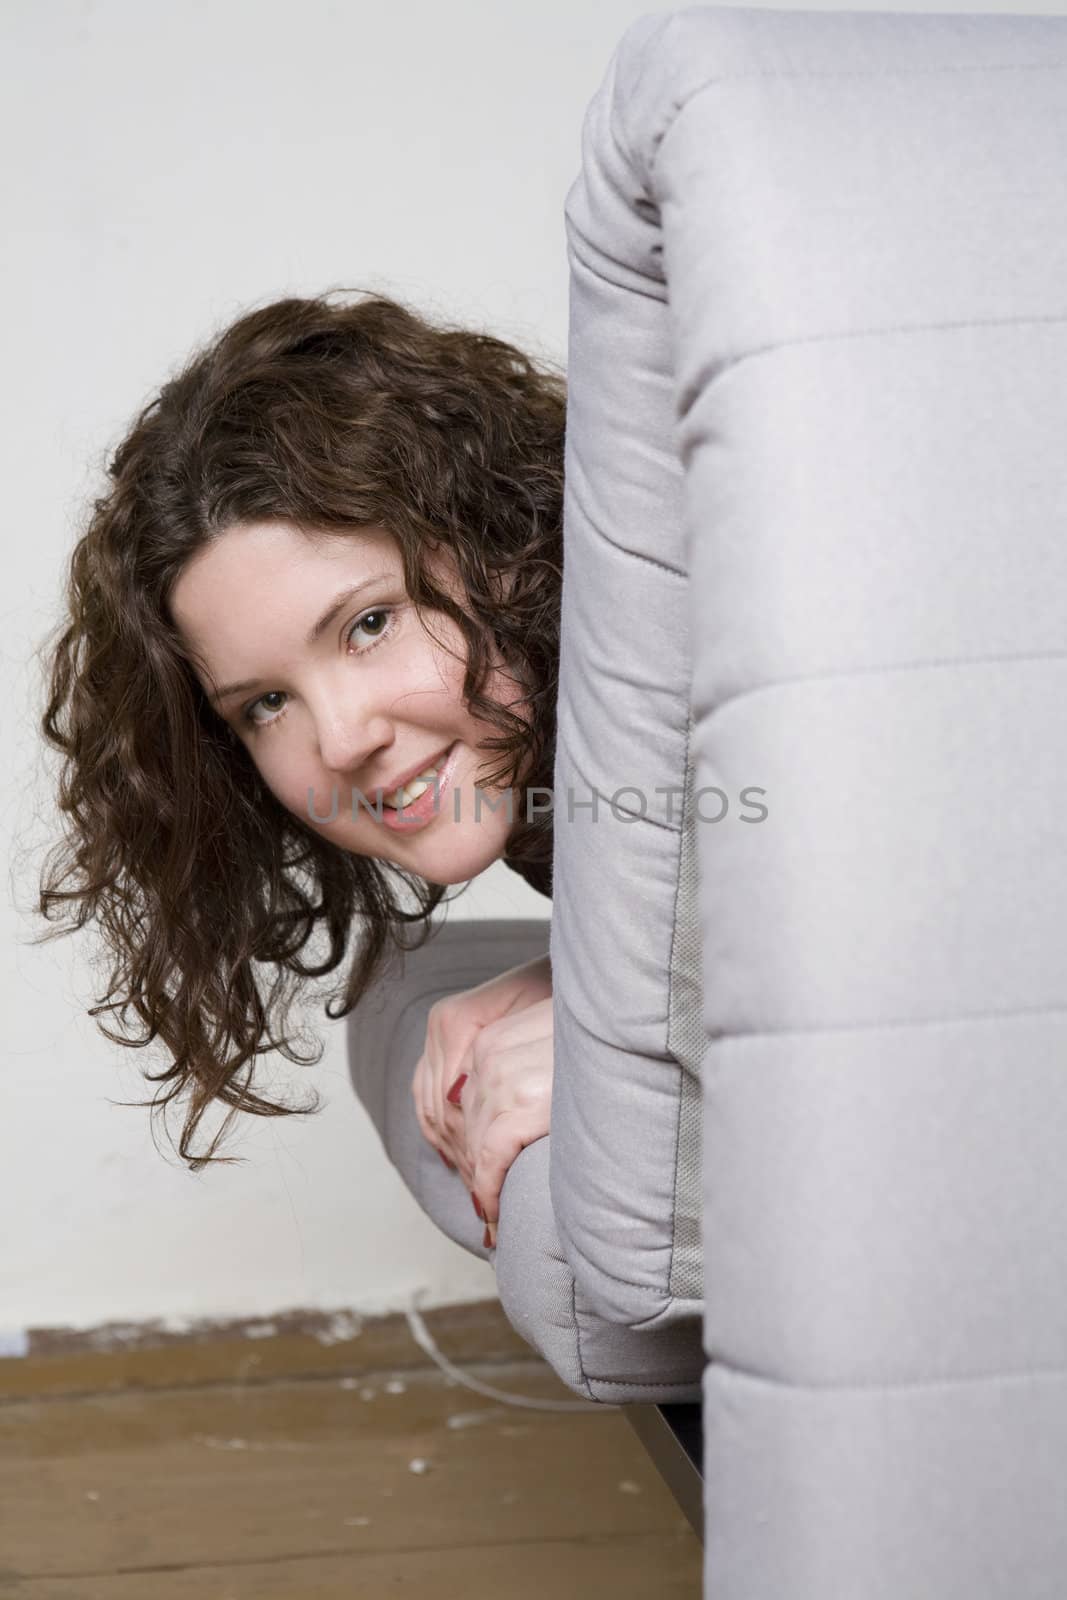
566, 4, 1067, 1594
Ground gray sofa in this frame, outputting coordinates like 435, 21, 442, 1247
349, 7, 1067, 1593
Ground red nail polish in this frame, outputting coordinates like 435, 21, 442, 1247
446, 1073, 468, 1107
483, 1225, 493, 1249
471, 1193, 484, 1220
438, 1149, 455, 1171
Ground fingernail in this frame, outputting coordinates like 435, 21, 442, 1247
483, 1225, 494, 1249
446, 1073, 468, 1107
471, 1193, 484, 1220
438, 1149, 455, 1171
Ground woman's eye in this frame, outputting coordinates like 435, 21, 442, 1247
241, 607, 396, 729
348, 608, 393, 647
243, 691, 285, 727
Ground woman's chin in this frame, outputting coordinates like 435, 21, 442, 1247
407, 836, 508, 886
405, 807, 518, 884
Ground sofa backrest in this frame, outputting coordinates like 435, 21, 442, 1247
557, 5, 1067, 1592
551, 7, 707, 1331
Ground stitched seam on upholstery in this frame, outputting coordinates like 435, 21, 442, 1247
663, 708, 694, 1297
630, 1297, 705, 1334
609, 799, 676, 832
700, 647, 1067, 725
557, 745, 687, 835
565, 645, 1067, 825
589, 523, 688, 580
709, 1000, 1067, 1043
707, 1353, 1067, 1395
565, 466, 684, 572
569, 1274, 681, 1298
607, 11, 679, 197
569, 1270, 594, 1399
647, 61, 1067, 183
564, 228, 669, 300
586, 1373, 704, 1390
677, 313, 1067, 396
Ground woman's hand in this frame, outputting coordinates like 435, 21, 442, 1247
452, 994, 554, 1246
411, 954, 552, 1241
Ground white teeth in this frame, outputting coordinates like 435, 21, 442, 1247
388, 768, 439, 809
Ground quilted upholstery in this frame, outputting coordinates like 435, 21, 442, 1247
565, 5, 1067, 1594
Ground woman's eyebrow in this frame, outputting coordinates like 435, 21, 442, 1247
208, 574, 391, 705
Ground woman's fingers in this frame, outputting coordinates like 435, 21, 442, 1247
413, 981, 554, 1234
470, 1111, 544, 1232
413, 963, 553, 1183
441, 1099, 473, 1180
422, 1002, 480, 1171
460, 1002, 553, 1240
411, 1050, 434, 1144
411, 1047, 467, 1175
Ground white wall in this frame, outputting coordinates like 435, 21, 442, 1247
5, 0, 1062, 1342
3, 0, 676, 1342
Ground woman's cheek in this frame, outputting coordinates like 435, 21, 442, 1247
258, 755, 320, 829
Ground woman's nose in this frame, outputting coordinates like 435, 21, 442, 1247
315, 704, 393, 777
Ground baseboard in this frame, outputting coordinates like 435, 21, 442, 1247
0, 1297, 537, 1401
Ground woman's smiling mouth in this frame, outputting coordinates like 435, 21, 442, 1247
378, 742, 459, 830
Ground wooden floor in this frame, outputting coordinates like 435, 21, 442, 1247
0, 1298, 703, 1597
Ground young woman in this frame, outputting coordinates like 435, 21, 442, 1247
36, 289, 563, 1251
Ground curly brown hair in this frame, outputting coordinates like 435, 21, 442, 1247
34, 288, 564, 1170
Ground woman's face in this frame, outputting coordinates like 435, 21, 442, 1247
170, 518, 530, 886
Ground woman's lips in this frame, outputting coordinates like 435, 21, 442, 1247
378, 743, 459, 831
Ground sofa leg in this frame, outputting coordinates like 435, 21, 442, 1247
622, 1400, 704, 1544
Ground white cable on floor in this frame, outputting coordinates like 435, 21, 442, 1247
404, 1286, 618, 1412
